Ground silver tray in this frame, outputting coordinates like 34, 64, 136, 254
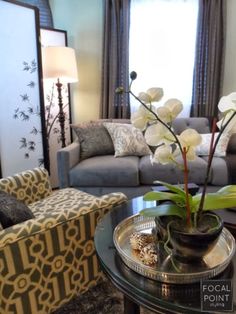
113, 214, 236, 284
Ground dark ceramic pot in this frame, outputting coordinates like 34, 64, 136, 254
155, 212, 223, 264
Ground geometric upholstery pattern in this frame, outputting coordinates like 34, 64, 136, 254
0, 168, 127, 314
29, 187, 124, 217
0, 168, 52, 205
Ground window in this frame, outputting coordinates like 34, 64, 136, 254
129, 0, 199, 117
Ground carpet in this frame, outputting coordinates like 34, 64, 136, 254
53, 277, 154, 314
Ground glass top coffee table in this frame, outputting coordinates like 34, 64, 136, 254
94, 197, 236, 314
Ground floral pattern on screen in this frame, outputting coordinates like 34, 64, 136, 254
13, 59, 44, 166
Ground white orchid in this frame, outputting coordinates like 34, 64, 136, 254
131, 105, 156, 131
145, 123, 175, 146
217, 92, 236, 134
138, 87, 164, 104
152, 144, 180, 165
217, 111, 236, 134
178, 129, 202, 160
218, 92, 236, 112
157, 98, 183, 123
117, 72, 236, 229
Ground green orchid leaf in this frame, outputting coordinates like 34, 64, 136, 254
216, 185, 236, 194
153, 181, 186, 197
140, 204, 186, 218
143, 191, 184, 204
193, 192, 236, 211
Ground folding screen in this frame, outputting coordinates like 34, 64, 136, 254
0, 0, 48, 177
40, 27, 72, 187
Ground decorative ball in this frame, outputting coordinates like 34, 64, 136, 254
139, 243, 158, 266
129, 232, 155, 251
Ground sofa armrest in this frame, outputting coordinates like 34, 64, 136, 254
227, 133, 236, 154
57, 141, 80, 188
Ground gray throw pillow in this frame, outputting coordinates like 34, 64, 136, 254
103, 122, 152, 157
0, 191, 35, 229
71, 122, 114, 160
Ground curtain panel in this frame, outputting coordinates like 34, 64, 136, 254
100, 0, 131, 119
191, 0, 226, 118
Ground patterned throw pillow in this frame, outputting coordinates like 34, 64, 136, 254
196, 132, 230, 157
71, 122, 114, 160
103, 122, 152, 157
0, 191, 35, 228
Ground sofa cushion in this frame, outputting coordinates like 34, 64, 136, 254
69, 155, 140, 187
103, 122, 151, 157
202, 157, 228, 186
139, 155, 209, 185
0, 191, 34, 228
71, 122, 114, 160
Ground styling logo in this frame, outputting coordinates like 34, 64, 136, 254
201, 280, 233, 312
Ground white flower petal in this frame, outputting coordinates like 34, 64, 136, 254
145, 123, 175, 146
131, 111, 147, 130
152, 145, 173, 165
146, 87, 164, 102
138, 92, 150, 104
218, 92, 236, 113
139, 104, 157, 118
179, 129, 202, 147
156, 106, 171, 123
164, 98, 183, 119
186, 147, 196, 161
145, 124, 165, 146
217, 111, 236, 134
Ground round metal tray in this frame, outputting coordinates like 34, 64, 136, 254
113, 214, 236, 284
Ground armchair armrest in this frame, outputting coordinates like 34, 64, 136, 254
57, 141, 80, 188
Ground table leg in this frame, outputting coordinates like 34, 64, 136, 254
124, 295, 140, 314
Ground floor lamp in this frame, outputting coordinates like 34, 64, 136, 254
42, 46, 78, 148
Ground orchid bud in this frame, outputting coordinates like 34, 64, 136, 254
130, 71, 137, 80
115, 86, 124, 94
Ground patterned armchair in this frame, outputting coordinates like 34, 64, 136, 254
0, 168, 127, 314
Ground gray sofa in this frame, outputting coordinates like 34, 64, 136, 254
57, 118, 236, 199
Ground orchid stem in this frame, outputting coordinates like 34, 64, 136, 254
198, 111, 236, 216
182, 147, 191, 228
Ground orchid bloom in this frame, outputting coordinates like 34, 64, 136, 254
178, 129, 202, 160
157, 98, 183, 123
131, 105, 157, 131
217, 92, 236, 134
152, 144, 180, 165
145, 123, 175, 146
138, 87, 164, 104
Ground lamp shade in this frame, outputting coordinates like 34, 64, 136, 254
42, 46, 78, 83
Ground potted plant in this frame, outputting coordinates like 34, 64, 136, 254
116, 71, 236, 263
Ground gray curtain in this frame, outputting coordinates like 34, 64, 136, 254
17, 0, 53, 27
100, 0, 131, 119
191, 0, 226, 118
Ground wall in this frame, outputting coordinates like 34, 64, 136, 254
49, 0, 103, 123
222, 0, 236, 96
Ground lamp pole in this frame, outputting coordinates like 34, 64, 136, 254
56, 78, 66, 148
42, 46, 78, 149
